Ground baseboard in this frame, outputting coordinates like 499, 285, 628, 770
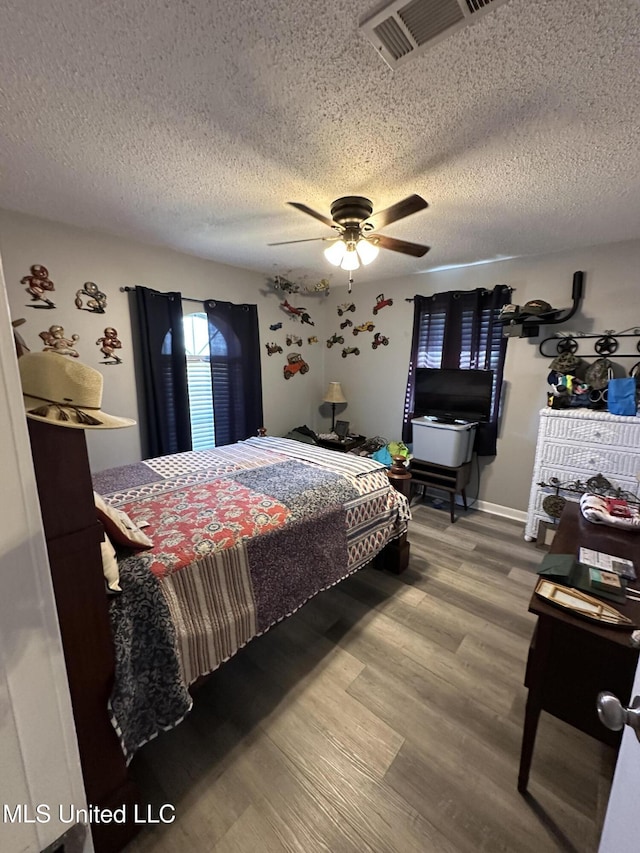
416, 487, 526, 524
470, 498, 527, 523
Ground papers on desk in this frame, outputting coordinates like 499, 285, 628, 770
579, 548, 636, 581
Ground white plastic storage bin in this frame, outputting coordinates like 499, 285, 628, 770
411, 417, 477, 467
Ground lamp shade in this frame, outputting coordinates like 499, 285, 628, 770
355, 238, 379, 265
323, 381, 347, 404
340, 244, 360, 271
324, 241, 346, 266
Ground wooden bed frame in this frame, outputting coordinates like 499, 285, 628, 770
28, 419, 409, 852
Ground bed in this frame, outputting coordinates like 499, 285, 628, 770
28, 423, 410, 853
93, 435, 411, 762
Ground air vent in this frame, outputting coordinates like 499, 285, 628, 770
360, 0, 509, 69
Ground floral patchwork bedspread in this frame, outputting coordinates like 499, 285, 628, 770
93, 436, 410, 761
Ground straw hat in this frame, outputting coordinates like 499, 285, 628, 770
19, 352, 136, 429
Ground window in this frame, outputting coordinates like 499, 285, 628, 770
403, 286, 510, 455
182, 312, 223, 451
134, 286, 264, 457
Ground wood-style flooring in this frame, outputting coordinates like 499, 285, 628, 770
126, 502, 617, 853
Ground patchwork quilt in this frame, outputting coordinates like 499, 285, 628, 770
93, 436, 411, 762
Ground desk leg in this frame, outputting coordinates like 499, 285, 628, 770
449, 493, 455, 524
518, 692, 543, 793
461, 488, 468, 510
518, 618, 552, 793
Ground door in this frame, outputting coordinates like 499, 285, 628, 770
598, 657, 640, 851
0, 258, 91, 851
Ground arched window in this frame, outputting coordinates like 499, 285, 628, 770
182, 313, 226, 450
134, 286, 263, 457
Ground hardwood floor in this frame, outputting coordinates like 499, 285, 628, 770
126, 503, 616, 853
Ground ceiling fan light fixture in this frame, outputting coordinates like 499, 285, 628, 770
355, 238, 379, 265
341, 244, 360, 271
324, 240, 346, 266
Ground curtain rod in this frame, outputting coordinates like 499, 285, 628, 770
119, 286, 204, 305
404, 285, 514, 302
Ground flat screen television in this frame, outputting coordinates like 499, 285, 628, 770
413, 367, 494, 423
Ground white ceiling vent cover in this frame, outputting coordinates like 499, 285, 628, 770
360, 0, 509, 69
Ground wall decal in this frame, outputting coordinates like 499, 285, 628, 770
337, 302, 355, 316
96, 327, 123, 364
21, 264, 56, 308
372, 293, 393, 314
75, 281, 107, 313
326, 333, 344, 348
303, 277, 331, 294
286, 334, 302, 347
342, 347, 360, 358
269, 322, 283, 331
353, 321, 375, 335
268, 272, 331, 295
372, 332, 390, 349
280, 299, 315, 326
269, 273, 299, 294
265, 342, 283, 356
307, 336, 318, 345
339, 318, 353, 329
283, 353, 309, 380
39, 325, 80, 357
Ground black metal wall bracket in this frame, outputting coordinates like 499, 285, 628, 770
500, 271, 585, 339
539, 329, 640, 360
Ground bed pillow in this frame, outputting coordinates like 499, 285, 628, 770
94, 491, 154, 550
101, 532, 122, 593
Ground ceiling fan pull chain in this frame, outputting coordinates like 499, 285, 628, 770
348, 273, 353, 294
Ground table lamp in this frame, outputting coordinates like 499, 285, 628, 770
323, 381, 347, 431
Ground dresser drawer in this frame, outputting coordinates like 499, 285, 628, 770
541, 413, 640, 450
538, 441, 640, 478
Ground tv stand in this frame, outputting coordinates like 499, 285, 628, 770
409, 458, 472, 523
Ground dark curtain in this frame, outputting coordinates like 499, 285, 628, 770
134, 285, 191, 457
402, 285, 510, 456
204, 299, 264, 446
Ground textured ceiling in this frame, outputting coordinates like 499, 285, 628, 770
1, 0, 639, 283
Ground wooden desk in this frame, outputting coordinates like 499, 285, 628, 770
518, 502, 640, 793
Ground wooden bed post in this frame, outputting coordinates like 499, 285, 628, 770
27, 420, 139, 853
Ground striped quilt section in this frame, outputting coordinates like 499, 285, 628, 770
243, 436, 387, 478
158, 544, 258, 688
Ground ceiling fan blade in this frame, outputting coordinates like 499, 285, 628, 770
363, 194, 428, 230
268, 236, 336, 246
375, 233, 430, 257
287, 202, 341, 230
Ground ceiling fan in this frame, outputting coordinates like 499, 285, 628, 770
269, 194, 430, 272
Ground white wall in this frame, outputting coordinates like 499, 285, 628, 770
320, 239, 640, 512
3, 207, 638, 514
0, 209, 331, 471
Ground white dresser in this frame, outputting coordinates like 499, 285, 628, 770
524, 408, 640, 541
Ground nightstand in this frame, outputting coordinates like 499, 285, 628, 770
316, 435, 366, 453
409, 458, 472, 523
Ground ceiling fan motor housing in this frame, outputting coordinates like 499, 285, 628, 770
330, 196, 374, 227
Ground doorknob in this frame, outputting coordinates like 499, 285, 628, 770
597, 691, 640, 742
